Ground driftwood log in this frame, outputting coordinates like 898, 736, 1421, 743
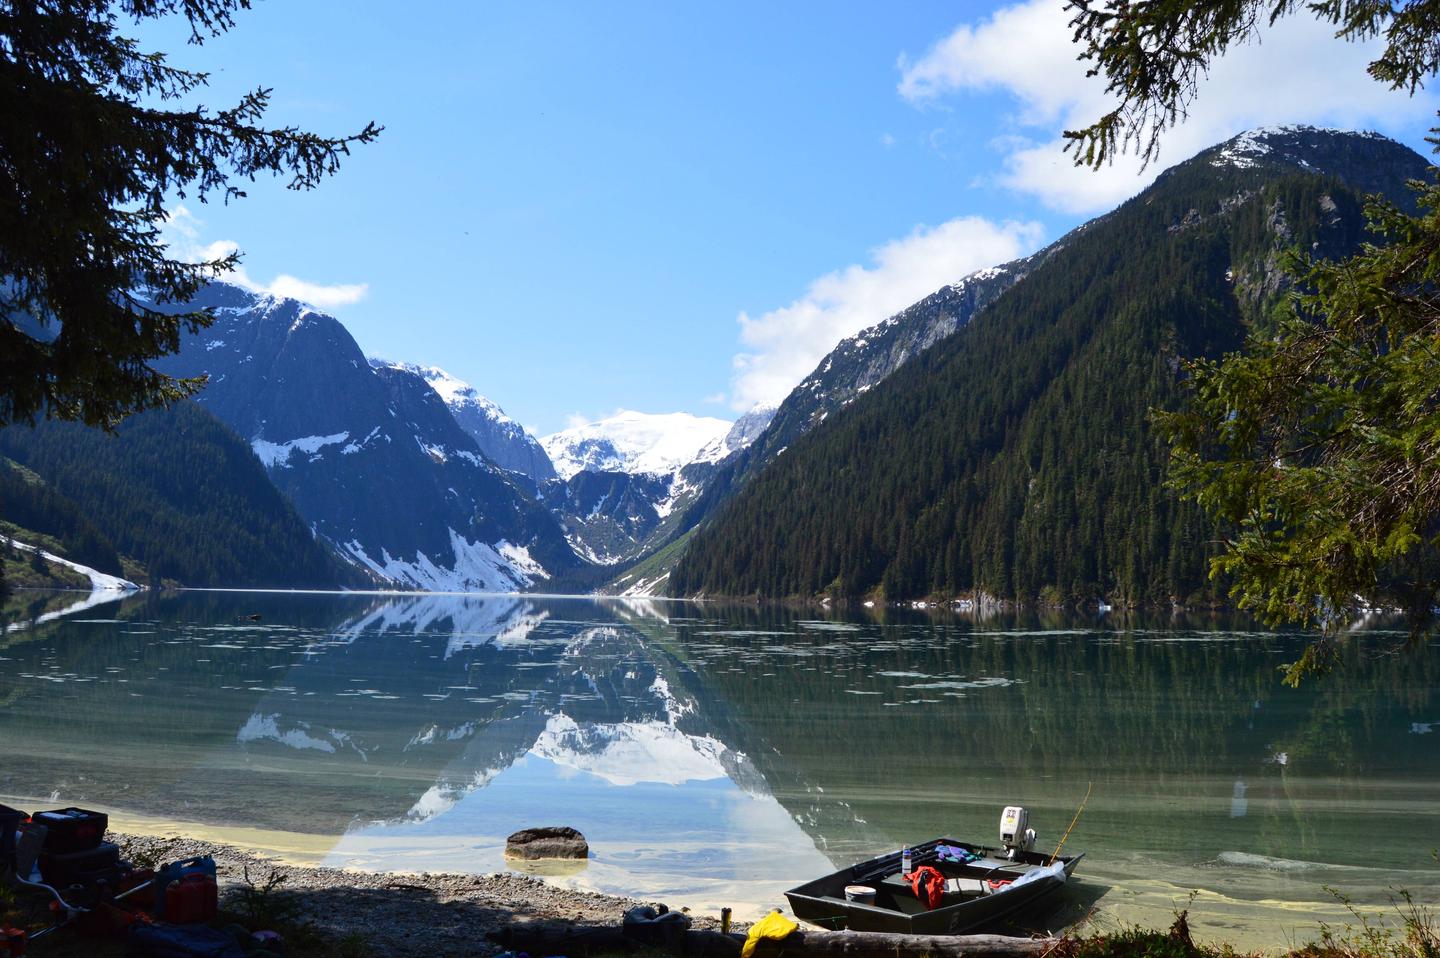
492, 920, 1061, 958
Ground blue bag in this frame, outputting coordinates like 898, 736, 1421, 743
128, 921, 245, 958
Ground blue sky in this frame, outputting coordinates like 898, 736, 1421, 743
145, 1, 1438, 435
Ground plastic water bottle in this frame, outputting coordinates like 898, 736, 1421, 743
901, 846, 913, 875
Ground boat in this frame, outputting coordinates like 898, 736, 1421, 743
784, 809, 1083, 936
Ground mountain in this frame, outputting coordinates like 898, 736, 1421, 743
152, 283, 581, 591
666, 258, 1046, 562
541, 410, 734, 479
669, 127, 1431, 603
600, 243, 1050, 593
0, 401, 359, 588
533, 408, 774, 566
376, 362, 557, 484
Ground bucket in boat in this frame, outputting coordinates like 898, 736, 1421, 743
844, 884, 876, 904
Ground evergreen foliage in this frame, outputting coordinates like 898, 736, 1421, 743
0, 0, 379, 429
1063, 0, 1440, 169
1160, 172, 1440, 681
670, 153, 1416, 605
0, 457, 123, 573
1065, 0, 1440, 677
0, 401, 361, 588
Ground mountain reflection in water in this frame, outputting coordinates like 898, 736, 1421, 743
0, 591, 1435, 943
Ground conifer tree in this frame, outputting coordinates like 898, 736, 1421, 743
0, 0, 380, 428
1064, 0, 1440, 678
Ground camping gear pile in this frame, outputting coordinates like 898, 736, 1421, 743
0, 803, 273, 957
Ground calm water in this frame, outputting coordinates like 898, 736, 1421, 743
1, 590, 1436, 947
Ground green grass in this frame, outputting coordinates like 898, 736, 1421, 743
605, 527, 697, 596
0, 525, 91, 590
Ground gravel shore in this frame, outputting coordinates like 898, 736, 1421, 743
113, 831, 730, 957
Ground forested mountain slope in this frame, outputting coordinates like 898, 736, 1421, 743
0, 402, 360, 588
611, 222, 1054, 594
152, 283, 582, 591
670, 128, 1430, 604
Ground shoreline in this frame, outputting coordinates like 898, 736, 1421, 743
110, 830, 727, 957
6, 809, 1419, 957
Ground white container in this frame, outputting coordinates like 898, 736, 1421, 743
844, 884, 876, 904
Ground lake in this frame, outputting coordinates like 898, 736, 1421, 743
1, 590, 1436, 949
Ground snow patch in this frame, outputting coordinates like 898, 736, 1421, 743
371, 360, 524, 430
1209, 125, 1387, 170
342, 427, 382, 455
3, 537, 138, 592
497, 541, 549, 581
252, 432, 350, 468
340, 529, 546, 592
620, 571, 670, 597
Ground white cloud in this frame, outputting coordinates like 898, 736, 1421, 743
898, 0, 1436, 213
257, 273, 369, 309
729, 216, 1044, 410
161, 206, 369, 309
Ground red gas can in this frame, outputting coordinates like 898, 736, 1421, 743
166, 873, 218, 924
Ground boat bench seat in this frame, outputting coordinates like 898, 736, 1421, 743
877, 874, 988, 914
945, 878, 990, 897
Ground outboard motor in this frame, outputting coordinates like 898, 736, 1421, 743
1000, 805, 1037, 861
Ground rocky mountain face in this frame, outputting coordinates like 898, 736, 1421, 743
378, 362, 557, 484
152, 283, 581, 591
1202, 125, 1429, 207
142, 285, 777, 586
743, 261, 1041, 471
668, 127, 1431, 602
534, 409, 774, 565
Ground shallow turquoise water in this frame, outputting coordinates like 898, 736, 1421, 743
1, 591, 1435, 946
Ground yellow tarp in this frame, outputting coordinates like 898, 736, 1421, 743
741, 910, 799, 958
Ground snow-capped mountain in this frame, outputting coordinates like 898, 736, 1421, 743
541, 410, 733, 480
374, 361, 557, 484
152, 282, 581, 591
536, 408, 776, 565
718, 403, 778, 452
1204, 125, 1422, 204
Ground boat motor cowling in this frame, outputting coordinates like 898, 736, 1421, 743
1000, 806, 1036, 859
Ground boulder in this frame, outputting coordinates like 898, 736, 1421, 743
505, 826, 589, 860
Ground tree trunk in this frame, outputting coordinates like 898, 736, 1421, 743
492, 920, 1060, 958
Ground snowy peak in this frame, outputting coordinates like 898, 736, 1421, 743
1200, 126, 1428, 206
541, 410, 734, 480
370, 359, 557, 484
376, 361, 513, 425
152, 281, 583, 593
1209, 125, 1389, 170
717, 404, 778, 457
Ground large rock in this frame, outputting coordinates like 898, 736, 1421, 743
505, 826, 589, 860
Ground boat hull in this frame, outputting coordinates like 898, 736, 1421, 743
784, 837, 1083, 936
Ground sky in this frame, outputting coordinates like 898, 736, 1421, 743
143, 1, 1439, 436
